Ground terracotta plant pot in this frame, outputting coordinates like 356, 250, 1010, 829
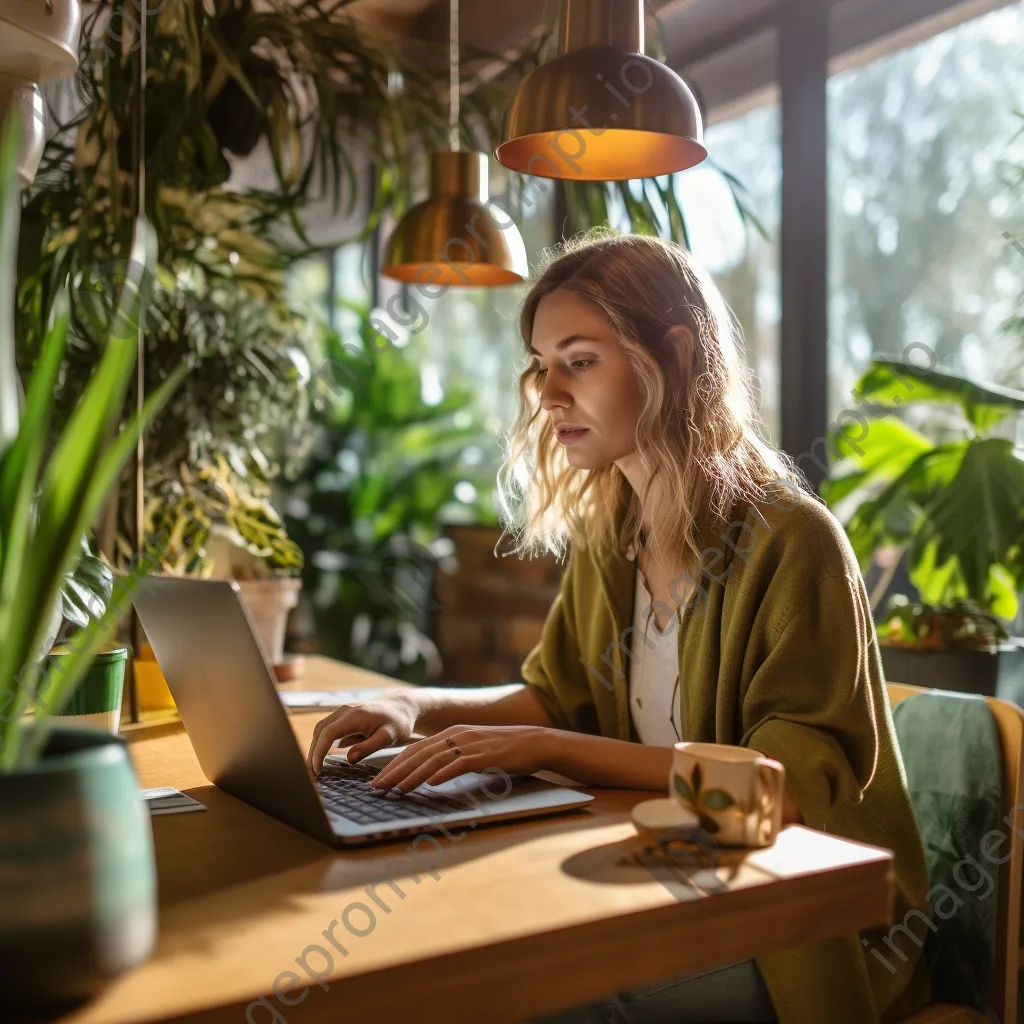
236, 578, 302, 667
0, 725, 157, 1014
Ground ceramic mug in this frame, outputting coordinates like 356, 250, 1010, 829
670, 742, 786, 848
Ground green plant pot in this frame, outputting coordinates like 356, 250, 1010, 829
0, 725, 158, 1014
47, 644, 128, 733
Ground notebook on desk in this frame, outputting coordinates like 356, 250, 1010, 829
279, 688, 389, 710
131, 576, 593, 847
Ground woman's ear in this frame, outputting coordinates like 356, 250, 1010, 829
663, 324, 696, 389
664, 323, 695, 352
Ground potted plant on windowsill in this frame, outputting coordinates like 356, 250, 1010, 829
0, 118, 184, 1010
823, 358, 1024, 700
874, 595, 1024, 698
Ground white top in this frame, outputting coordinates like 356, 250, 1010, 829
627, 550, 683, 747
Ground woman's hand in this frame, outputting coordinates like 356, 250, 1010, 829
368, 725, 553, 793
307, 691, 420, 775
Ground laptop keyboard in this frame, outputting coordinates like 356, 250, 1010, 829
315, 758, 474, 826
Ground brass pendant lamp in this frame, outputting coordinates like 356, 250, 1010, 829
381, 0, 528, 286
496, 0, 707, 181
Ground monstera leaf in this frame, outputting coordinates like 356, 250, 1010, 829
822, 416, 933, 509
911, 439, 1024, 619
842, 443, 966, 568
60, 534, 114, 632
825, 357, 1024, 625
855, 360, 1024, 434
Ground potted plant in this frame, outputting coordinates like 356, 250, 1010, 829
22, 154, 315, 692
823, 358, 1024, 699
14, 0, 436, 687
13, 0, 361, 673
0, 117, 184, 1010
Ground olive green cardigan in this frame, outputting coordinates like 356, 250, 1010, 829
520, 487, 933, 1024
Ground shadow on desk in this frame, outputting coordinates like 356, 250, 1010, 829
150, 782, 640, 960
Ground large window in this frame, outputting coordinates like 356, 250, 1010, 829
679, 105, 782, 440
828, 2, 1024, 422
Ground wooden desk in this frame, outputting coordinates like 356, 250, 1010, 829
63, 660, 897, 1024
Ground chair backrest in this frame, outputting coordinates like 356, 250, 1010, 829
887, 681, 1024, 1024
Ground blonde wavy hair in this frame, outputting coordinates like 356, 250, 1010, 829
497, 231, 800, 583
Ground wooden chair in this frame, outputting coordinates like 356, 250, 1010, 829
887, 681, 1024, 1024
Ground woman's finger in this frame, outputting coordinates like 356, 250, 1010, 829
374, 727, 460, 773
371, 735, 456, 789
308, 710, 369, 774
309, 704, 358, 737
380, 745, 469, 794
424, 753, 482, 788
369, 736, 444, 787
346, 724, 397, 764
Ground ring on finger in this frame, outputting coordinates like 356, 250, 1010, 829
445, 736, 463, 757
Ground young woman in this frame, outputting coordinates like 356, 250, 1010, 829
308, 233, 932, 1024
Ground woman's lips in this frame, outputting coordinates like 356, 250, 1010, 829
556, 427, 590, 445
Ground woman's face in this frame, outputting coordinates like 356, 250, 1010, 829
530, 289, 642, 471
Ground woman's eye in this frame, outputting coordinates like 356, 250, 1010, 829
570, 358, 593, 370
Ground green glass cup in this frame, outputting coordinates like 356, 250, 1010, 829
47, 645, 129, 734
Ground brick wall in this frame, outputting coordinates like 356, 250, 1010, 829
435, 525, 564, 685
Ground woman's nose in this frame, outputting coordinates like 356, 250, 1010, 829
539, 372, 572, 411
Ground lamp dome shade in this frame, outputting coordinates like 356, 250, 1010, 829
496, 0, 706, 181
382, 150, 528, 287
0, 0, 82, 82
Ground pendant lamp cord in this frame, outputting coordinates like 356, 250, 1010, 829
449, 0, 460, 151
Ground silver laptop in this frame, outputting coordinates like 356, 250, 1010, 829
131, 576, 593, 846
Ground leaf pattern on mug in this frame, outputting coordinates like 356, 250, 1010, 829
702, 789, 736, 811
674, 773, 695, 805
672, 764, 724, 834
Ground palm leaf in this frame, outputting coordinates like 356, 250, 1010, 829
0, 293, 68, 615
3, 224, 154, 702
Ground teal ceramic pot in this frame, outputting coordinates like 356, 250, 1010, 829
0, 725, 157, 1013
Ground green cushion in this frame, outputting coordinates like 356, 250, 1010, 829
892, 691, 1002, 1009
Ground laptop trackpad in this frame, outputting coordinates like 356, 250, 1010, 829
355, 746, 406, 771
350, 746, 528, 801
349, 746, 515, 802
